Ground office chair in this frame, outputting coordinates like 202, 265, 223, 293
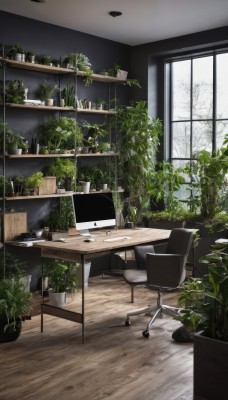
123, 245, 155, 303
124, 228, 194, 338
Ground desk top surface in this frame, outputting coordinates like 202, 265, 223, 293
33, 228, 171, 258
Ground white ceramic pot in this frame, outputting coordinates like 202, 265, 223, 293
80, 181, 90, 194
48, 291, 66, 307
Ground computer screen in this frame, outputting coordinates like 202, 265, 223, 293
72, 192, 116, 235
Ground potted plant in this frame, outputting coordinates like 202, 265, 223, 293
46, 158, 76, 191
173, 242, 228, 399
24, 171, 43, 195
26, 50, 35, 63
37, 80, 59, 106
64, 52, 93, 85
5, 80, 25, 104
41, 117, 83, 153
7, 44, 25, 61
39, 55, 52, 66
0, 120, 25, 155
0, 279, 32, 342
82, 122, 108, 153
0, 248, 32, 342
43, 260, 79, 307
61, 83, 76, 108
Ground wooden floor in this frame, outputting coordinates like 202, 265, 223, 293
0, 276, 193, 400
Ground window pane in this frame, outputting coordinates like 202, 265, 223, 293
216, 121, 228, 148
192, 121, 212, 154
172, 122, 190, 158
216, 53, 228, 118
192, 57, 213, 120
172, 60, 191, 120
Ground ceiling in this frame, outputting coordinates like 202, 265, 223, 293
1, 0, 228, 46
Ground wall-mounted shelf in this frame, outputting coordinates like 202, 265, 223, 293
1, 57, 127, 83
4, 192, 73, 200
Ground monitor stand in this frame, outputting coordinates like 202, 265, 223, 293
79, 229, 91, 237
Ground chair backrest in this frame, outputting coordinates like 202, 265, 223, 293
166, 228, 194, 258
146, 228, 194, 289
134, 245, 155, 270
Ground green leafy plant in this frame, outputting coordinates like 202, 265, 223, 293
41, 117, 82, 151
176, 242, 228, 341
5, 80, 25, 104
43, 260, 79, 294
64, 52, 93, 85
0, 247, 27, 280
41, 197, 75, 231
39, 55, 52, 65
0, 279, 32, 333
61, 83, 76, 108
149, 161, 186, 213
46, 158, 76, 190
185, 145, 228, 218
7, 44, 25, 57
24, 171, 43, 194
116, 100, 163, 223
82, 122, 108, 153
0, 119, 25, 152
38, 80, 59, 102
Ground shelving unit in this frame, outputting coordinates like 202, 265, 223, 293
0, 51, 125, 252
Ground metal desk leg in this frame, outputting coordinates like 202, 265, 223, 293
81, 254, 85, 344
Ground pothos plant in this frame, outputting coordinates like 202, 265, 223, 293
116, 100, 163, 223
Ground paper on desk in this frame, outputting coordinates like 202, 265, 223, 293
7, 240, 46, 247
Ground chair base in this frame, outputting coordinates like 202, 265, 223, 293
125, 301, 182, 338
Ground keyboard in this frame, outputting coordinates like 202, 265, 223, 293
103, 236, 131, 242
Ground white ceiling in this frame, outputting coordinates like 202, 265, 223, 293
1, 0, 228, 46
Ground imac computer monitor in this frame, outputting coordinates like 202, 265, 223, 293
72, 192, 116, 235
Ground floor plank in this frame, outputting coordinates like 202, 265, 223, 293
0, 276, 193, 400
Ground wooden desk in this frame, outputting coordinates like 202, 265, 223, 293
34, 227, 171, 343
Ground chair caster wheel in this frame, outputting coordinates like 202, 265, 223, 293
125, 319, 131, 326
142, 330, 150, 338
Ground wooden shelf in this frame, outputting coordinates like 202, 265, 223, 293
4, 103, 116, 114
5, 103, 74, 111
2, 153, 75, 158
5, 192, 73, 200
76, 152, 118, 158
1, 57, 127, 83
77, 108, 115, 115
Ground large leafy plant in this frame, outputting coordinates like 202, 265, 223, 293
176, 242, 228, 342
116, 101, 163, 222
186, 144, 228, 218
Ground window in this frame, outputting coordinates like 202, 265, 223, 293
166, 52, 228, 200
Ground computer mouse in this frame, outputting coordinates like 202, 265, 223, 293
84, 238, 95, 242
54, 238, 66, 243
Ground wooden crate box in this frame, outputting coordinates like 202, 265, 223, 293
2, 212, 27, 241
39, 176, 56, 195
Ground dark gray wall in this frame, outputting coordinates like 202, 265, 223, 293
0, 11, 133, 287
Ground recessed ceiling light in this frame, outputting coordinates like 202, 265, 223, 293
109, 11, 122, 18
